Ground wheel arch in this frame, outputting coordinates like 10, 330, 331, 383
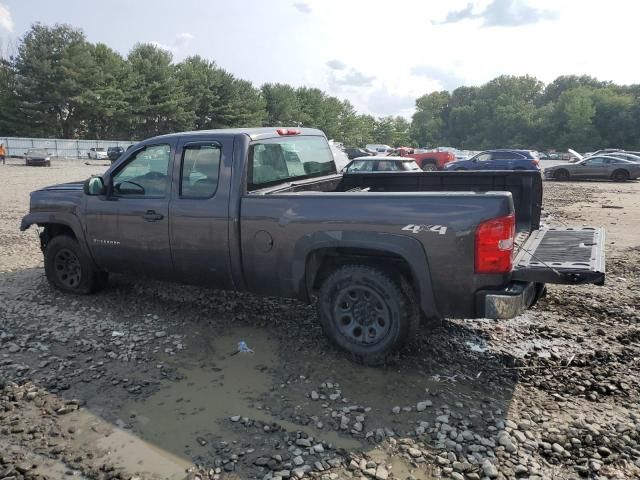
21, 213, 92, 258
293, 231, 439, 318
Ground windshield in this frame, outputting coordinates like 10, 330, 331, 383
248, 135, 336, 190
27, 149, 49, 155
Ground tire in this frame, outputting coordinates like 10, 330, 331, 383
44, 235, 108, 294
612, 169, 629, 182
421, 162, 437, 171
554, 169, 569, 181
317, 264, 418, 365
46, 161, 51, 167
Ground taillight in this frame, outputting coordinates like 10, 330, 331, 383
276, 128, 300, 136
475, 214, 515, 274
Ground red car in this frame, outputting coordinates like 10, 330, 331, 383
389, 147, 455, 171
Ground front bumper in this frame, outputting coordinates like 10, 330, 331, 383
476, 281, 542, 319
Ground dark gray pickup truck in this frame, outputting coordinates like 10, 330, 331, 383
21, 128, 606, 364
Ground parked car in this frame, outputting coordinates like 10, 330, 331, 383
388, 147, 455, 171
88, 147, 108, 160
343, 147, 374, 160
107, 146, 125, 162
445, 149, 540, 171
20, 127, 605, 365
24, 148, 52, 167
544, 156, 640, 182
343, 156, 421, 173
365, 144, 394, 154
605, 152, 640, 163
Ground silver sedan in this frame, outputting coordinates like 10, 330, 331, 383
544, 155, 640, 182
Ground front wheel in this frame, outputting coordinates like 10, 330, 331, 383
317, 265, 418, 365
44, 235, 108, 294
554, 169, 570, 181
612, 169, 629, 182
421, 162, 437, 171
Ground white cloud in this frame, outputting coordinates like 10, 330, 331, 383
151, 32, 195, 58
293, 2, 312, 14
0, 3, 13, 32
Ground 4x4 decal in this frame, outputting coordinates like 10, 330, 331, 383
402, 224, 448, 235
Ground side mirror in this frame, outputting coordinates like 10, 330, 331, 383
84, 176, 106, 196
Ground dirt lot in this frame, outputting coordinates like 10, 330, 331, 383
1, 159, 639, 480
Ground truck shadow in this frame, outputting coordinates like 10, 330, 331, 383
0, 268, 519, 478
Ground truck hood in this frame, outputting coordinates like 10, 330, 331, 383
25, 181, 85, 220
37, 181, 84, 192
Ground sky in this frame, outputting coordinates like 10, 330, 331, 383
0, 0, 638, 118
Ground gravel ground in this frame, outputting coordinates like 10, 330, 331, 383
0, 160, 639, 480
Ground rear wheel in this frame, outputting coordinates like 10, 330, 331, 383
318, 264, 418, 365
612, 169, 629, 182
44, 235, 108, 294
421, 162, 437, 171
554, 169, 570, 181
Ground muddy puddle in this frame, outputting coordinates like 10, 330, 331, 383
109, 328, 360, 468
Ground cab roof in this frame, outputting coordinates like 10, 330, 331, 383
149, 127, 326, 142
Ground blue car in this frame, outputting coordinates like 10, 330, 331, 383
444, 149, 540, 171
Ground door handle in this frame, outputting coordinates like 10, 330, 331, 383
142, 210, 164, 222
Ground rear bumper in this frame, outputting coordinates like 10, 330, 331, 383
476, 281, 543, 319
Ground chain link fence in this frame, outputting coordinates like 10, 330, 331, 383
0, 137, 134, 159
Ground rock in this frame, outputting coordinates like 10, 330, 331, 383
296, 438, 312, 448
408, 448, 422, 458
416, 400, 432, 411
551, 443, 564, 454
391, 406, 401, 414
292, 467, 307, 479
498, 433, 517, 453
7, 343, 20, 353
293, 456, 304, 466
310, 391, 319, 400
436, 415, 449, 424
374, 466, 389, 480
597, 446, 612, 457
255, 457, 270, 466
155, 331, 167, 338
452, 461, 471, 472
230, 416, 241, 422
312, 444, 324, 453
340, 416, 349, 430
482, 460, 498, 478
514, 464, 528, 475
451, 473, 464, 480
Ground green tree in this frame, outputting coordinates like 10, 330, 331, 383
84, 43, 130, 139
13, 23, 97, 138
262, 83, 301, 126
0, 58, 21, 135
411, 91, 450, 147
552, 87, 599, 150
126, 43, 193, 139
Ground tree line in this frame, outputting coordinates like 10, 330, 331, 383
1, 23, 639, 152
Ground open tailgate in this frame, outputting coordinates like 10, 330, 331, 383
512, 227, 605, 285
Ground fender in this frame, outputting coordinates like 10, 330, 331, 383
20, 212, 93, 258
291, 230, 439, 318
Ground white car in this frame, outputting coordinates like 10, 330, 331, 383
88, 147, 108, 159
365, 144, 394, 154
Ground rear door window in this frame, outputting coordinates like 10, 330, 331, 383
180, 144, 221, 198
